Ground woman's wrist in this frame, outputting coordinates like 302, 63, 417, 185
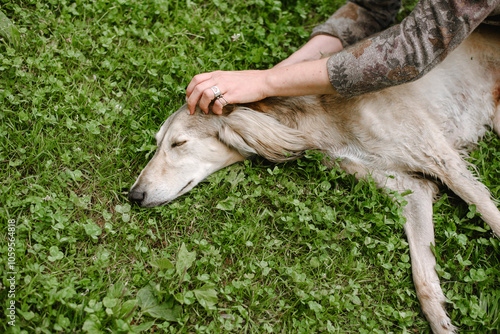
264, 58, 337, 98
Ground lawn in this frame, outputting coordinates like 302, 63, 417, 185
1, 0, 499, 333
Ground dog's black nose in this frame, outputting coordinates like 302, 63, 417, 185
128, 190, 145, 204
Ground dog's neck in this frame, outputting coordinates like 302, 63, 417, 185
217, 95, 358, 164
237, 96, 317, 129
244, 95, 354, 143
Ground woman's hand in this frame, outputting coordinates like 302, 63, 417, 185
186, 35, 343, 115
186, 57, 339, 115
186, 70, 270, 115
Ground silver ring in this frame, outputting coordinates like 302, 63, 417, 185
218, 96, 229, 106
210, 86, 222, 99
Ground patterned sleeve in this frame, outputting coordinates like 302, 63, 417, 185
324, 0, 500, 98
311, 0, 402, 46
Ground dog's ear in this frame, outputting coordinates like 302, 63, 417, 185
217, 107, 313, 162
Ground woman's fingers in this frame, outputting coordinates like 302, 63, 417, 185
187, 81, 227, 114
187, 80, 214, 114
186, 70, 268, 115
186, 73, 214, 114
199, 86, 222, 113
186, 72, 211, 96
212, 98, 226, 115
186, 72, 227, 114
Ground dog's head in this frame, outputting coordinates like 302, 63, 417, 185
128, 103, 311, 207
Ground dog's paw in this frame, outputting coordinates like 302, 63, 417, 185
431, 316, 456, 334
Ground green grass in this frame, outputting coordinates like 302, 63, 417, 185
1, 0, 499, 333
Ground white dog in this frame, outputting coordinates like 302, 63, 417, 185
129, 25, 500, 333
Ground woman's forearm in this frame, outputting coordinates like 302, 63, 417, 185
274, 34, 343, 68
186, 37, 341, 115
265, 57, 338, 98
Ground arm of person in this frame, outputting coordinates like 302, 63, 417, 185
266, 58, 338, 96
186, 58, 338, 115
310, 0, 401, 47
326, 0, 500, 97
186, 0, 402, 114
274, 34, 343, 68
274, 0, 402, 68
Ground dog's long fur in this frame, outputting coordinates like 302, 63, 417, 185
129, 25, 500, 333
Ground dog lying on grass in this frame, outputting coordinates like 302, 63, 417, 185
129, 25, 500, 333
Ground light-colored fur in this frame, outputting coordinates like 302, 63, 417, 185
129, 26, 500, 333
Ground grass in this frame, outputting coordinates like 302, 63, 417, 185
1, 0, 499, 333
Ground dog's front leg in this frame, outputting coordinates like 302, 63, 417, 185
378, 173, 455, 333
394, 177, 456, 334
339, 161, 455, 332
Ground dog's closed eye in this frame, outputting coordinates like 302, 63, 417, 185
171, 140, 187, 148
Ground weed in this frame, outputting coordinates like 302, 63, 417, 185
1, 1, 499, 333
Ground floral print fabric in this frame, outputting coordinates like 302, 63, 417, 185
312, 0, 500, 97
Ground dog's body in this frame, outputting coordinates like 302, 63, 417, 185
129, 25, 500, 333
